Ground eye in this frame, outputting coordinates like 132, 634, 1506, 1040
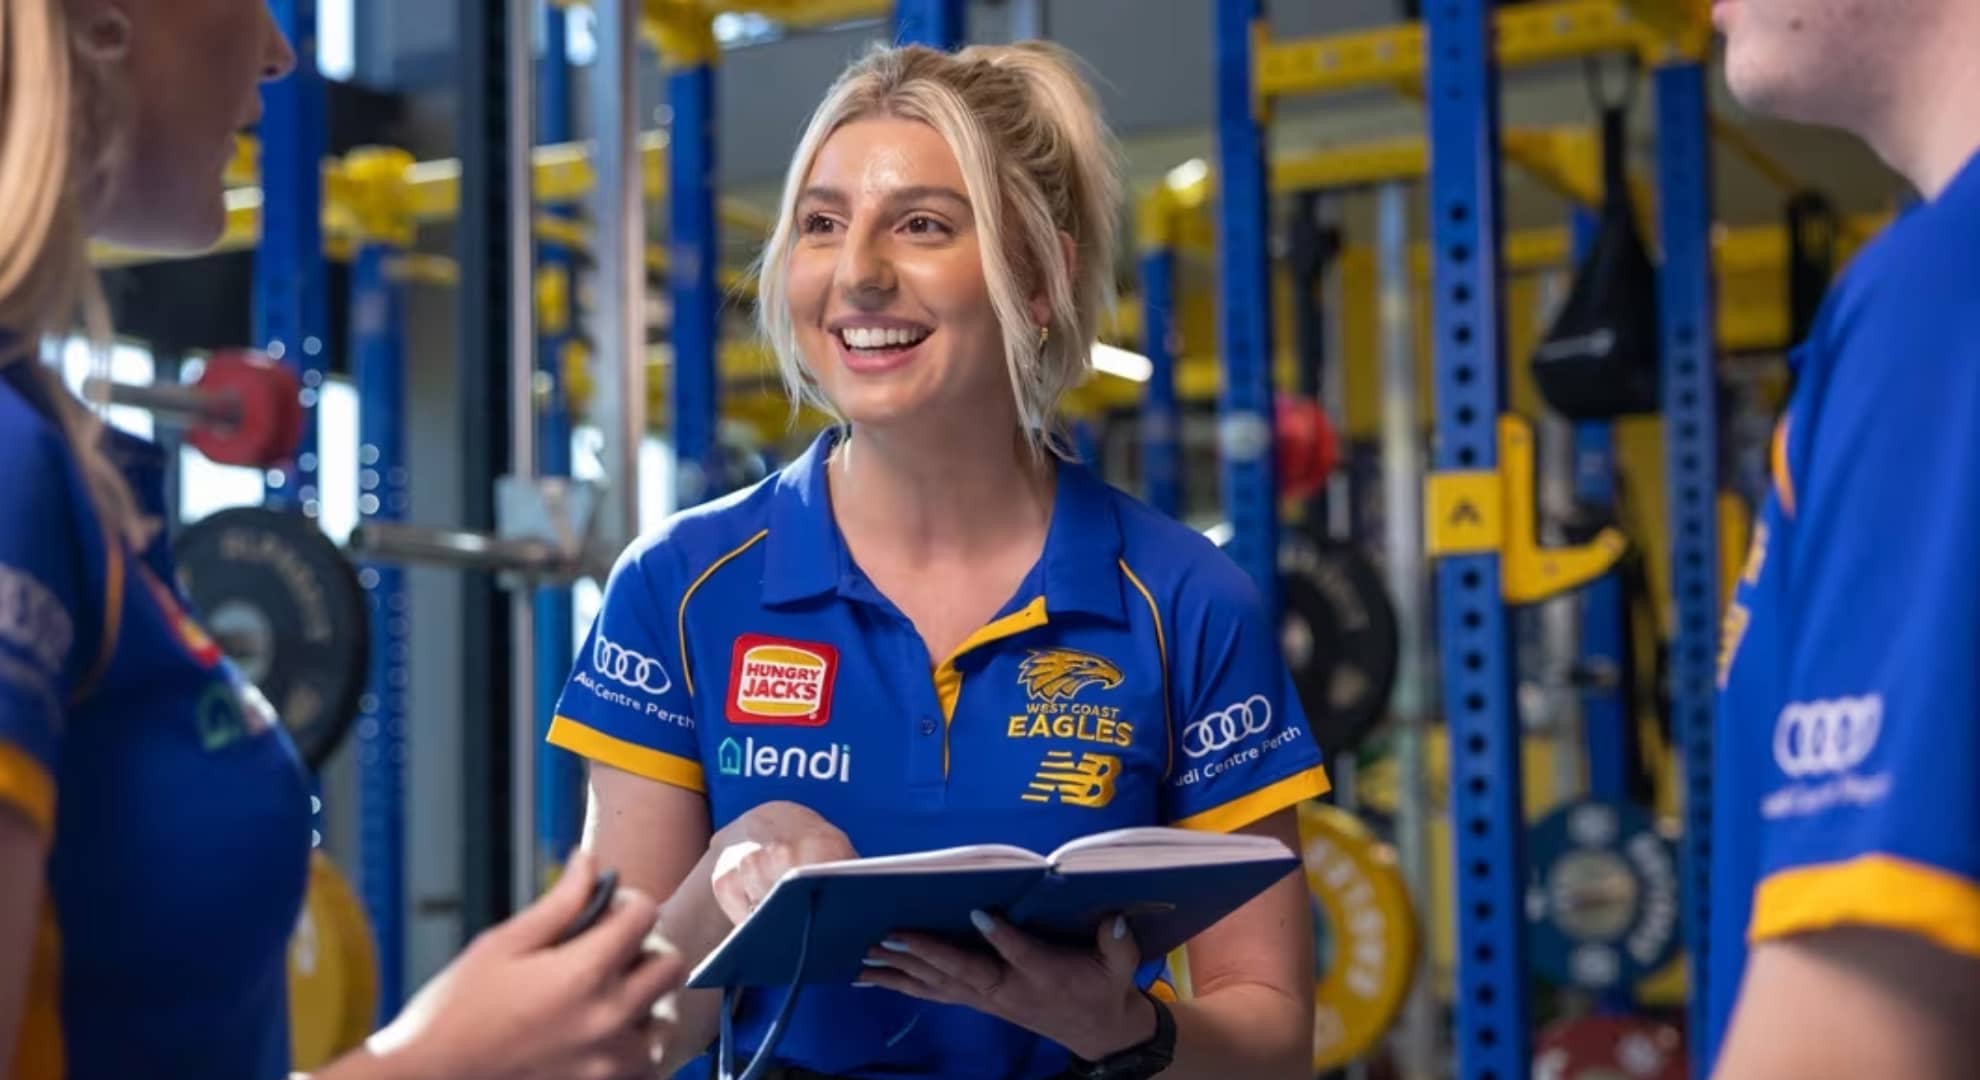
800, 213, 838, 235
903, 215, 951, 236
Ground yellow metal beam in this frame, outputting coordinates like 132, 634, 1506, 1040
1256, 0, 1656, 102
1616, 0, 1712, 59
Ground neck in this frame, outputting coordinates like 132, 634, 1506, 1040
827, 419, 1057, 563
1861, 14, 1980, 198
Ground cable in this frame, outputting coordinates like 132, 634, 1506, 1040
718, 889, 819, 1080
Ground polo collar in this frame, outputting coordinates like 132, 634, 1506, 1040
760, 429, 1127, 623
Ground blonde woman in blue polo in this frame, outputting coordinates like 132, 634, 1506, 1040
549, 42, 1327, 1080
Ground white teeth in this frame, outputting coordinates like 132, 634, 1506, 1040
839, 326, 929, 349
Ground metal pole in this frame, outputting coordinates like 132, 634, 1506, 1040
534, 0, 584, 881
1375, 179, 1438, 1080
1426, 0, 1532, 1073
505, 0, 540, 913
1138, 246, 1180, 518
352, 238, 408, 1017
1008, 0, 1047, 41
1212, 0, 1280, 617
589, 0, 646, 563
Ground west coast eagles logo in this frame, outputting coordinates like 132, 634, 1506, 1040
1017, 649, 1124, 703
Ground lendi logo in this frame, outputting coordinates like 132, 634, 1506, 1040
726, 633, 839, 727
716, 736, 852, 784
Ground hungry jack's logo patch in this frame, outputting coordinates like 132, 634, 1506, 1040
726, 633, 838, 727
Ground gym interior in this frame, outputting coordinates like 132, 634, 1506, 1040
77, 0, 1909, 1076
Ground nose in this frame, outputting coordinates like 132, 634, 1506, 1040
836, 225, 895, 306
261, 6, 299, 82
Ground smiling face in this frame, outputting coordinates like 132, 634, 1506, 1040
784, 116, 1020, 435
90, 0, 296, 250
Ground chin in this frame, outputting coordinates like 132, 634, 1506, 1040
98, 191, 229, 254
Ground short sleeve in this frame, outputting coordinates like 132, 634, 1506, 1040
1748, 265, 1980, 959
1160, 555, 1331, 832
546, 542, 705, 794
0, 424, 94, 837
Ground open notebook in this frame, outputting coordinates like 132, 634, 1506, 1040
686, 827, 1301, 990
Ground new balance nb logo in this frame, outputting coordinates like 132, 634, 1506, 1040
1021, 751, 1120, 808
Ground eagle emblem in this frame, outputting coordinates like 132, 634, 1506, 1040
1017, 649, 1124, 703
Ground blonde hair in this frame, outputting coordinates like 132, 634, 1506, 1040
0, 0, 149, 549
755, 41, 1124, 459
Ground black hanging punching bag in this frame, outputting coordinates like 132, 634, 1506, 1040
1530, 105, 1662, 420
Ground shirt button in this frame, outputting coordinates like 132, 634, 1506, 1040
920, 718, 937, 736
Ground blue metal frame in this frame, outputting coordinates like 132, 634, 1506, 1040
533, 1, 583, 874
1426, 1, 1530, 1075
669, 61, 721, 509
893, 0, 966, 49
1567, 208, 1630, 806
352, 242, 408, 1016
1653, 61, 1720, 1076
1138, 249, 1181, 519
1211, 0, 1279, 616
258, 0, 329, 514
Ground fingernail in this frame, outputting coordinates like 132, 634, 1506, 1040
852, 980, 875, 989
861, 957, 892, 968
970, 909, 996, 936
1112, 915, 1128, 940
880, 938, 912, 953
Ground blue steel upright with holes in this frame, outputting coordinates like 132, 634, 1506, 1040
1139, 248, 1181, 518
1568, 207, 1630, 807
669, 39, 721, 510
534, 1, 583, 872
258, 0, 328, 514
1426, 1, 1530, 1075
352, 241, 407, 1015
1654, 60, 1720, 1076
893, 0, 966, 49
1211, 0, 1279, 616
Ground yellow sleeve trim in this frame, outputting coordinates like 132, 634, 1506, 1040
1171, 765, 1332, 833
0, 742, 54, 838
1751, 853, 1980, 959
546, 715, 706, 794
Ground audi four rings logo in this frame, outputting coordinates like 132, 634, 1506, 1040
1182, 695, 1273, 758
1773, 694, 1882, 778
594, 632, 672, 695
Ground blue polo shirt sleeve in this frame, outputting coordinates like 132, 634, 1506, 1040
1747, 258, 1980, 961
546, 538, 706, 794
1160, 552, 1331, 832
0, 422, 96, 839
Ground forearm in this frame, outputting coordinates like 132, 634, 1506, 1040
1159, 982, 1309, 1080
651, 847, 738, 1077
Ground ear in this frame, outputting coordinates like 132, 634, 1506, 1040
1027, 229, 1079, 329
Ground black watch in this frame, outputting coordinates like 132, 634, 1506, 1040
1062, 990, 1176, 1080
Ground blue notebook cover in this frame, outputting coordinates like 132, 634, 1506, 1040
686, 828, 1301, 989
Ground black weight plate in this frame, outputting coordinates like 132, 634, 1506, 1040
174, 506, 369, 770
1277, 535, 1400, 756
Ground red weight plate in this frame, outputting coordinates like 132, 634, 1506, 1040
186, 350, 301, 468
1276, 395, 1337, 501
1534, 1016, 1688, 1080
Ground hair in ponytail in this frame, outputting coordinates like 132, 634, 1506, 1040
0, 0, 150, 550
755, 40, 1125, 459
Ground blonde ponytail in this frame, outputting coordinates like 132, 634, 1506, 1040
0, 0, 150, 551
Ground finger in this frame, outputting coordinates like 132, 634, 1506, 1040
570, 884, 661, 973
490, 848, 597, 949
852, 964, 954, 1004
1093, 912, 1141, 978
868, 939, 999, 1000
612, 940, 688, 1019
968, 910, 1052, 975
574, 1027, 653, 1080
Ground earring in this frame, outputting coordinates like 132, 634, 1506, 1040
78, 8, 133, 62
1038, 325, 1051, 348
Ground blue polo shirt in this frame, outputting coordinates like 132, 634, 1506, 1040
1709, 149, 1980, 1065
547, 428, 1331, 1079
0, 363, 313, 1079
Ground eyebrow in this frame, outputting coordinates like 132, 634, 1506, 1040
797, 184, 972, 211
